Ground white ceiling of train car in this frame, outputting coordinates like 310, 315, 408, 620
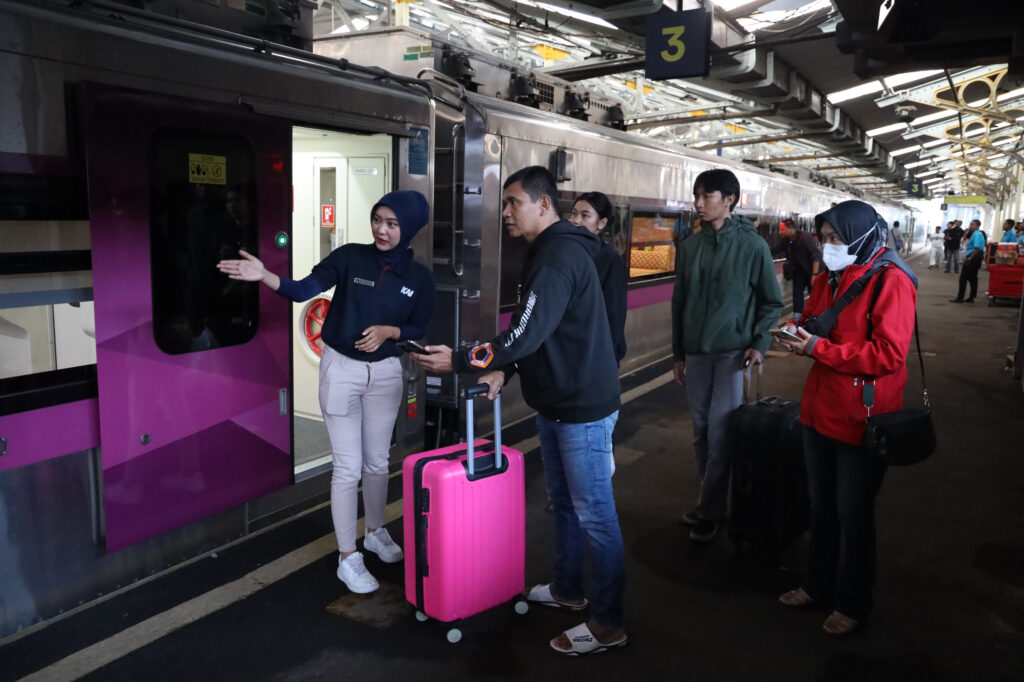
312, 0, 1023, 203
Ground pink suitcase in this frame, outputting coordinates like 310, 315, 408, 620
403, 386, 527, 641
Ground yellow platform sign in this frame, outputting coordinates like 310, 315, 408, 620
944, 195, 988, 205
188, 153, 227, 185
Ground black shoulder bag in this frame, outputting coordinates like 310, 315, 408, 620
861, 269, 936, 465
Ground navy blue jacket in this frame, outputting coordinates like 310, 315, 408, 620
280, 243, 434, 362
453, 220, 620, 423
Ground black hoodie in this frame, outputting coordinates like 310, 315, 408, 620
453, 220, 620, 423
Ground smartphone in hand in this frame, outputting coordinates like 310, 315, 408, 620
396, 340, 434, 354
770, 328, 803, 343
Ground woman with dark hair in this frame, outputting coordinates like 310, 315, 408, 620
571, 191, 627, 364
218, 191, 435, 595
775, 200, 917, 635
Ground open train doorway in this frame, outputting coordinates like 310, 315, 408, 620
291, 127, 392, 478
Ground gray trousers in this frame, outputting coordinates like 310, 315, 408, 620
319, 347, 403, 553
685, 351, 745, 522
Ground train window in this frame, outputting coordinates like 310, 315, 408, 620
149, 130, 260, 354
628, 211, 679, 279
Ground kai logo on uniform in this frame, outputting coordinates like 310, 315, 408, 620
401, 286, 415, 298
188, 153, 227, 185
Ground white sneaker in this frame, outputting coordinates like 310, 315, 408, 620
337, 552, 379, 593
364, 527, 404, 564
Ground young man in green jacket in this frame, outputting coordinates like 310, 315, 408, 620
672, 169, 783, 542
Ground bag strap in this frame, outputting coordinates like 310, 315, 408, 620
862, 267, 929, 413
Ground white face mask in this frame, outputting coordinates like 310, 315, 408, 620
822, 243, 857, 272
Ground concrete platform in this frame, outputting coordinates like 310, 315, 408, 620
2, 251, 1023, 681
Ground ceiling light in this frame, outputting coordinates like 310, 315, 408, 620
883, 70, 944, 88
538, 3, 618, 29
915, 170, 939, 178
828, 82, 884, 105
904, 159, 931, 168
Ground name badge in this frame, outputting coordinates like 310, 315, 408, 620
354, 277, 375, 287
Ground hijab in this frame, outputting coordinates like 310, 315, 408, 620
371, 190, 430, 268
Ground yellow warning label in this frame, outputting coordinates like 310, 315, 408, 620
188, 153, 227, 185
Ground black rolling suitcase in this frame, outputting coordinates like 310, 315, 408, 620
728, 365, 809, 549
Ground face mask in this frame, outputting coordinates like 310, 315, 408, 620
822, 243, 857, 271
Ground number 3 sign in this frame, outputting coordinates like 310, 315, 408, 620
645, 9, 711, 80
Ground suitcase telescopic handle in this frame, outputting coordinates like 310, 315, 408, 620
743, 362, 763, 404
464, 384, 502, 476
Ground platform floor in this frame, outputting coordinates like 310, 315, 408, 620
3, 252, 1024, 681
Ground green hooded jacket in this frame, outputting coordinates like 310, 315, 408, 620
671, 214, 783, 360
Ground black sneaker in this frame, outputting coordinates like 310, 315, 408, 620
682, 510, 699, 527
965, 298, 975, 303
948, 298, 964, 303
689, 520, 719, 543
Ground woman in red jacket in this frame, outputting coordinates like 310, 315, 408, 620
774, 200, 917, 635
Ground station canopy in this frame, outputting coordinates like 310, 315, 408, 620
312, 0, 1024, 203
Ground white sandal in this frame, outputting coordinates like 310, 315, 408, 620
526, 584, 588, 612
550, 623, 628, 656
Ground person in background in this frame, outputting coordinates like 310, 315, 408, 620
772, 218, 821, 321
218, 191, 435, 594
890, 220, 903, 253
943, 220, 963, 273
950, 219, 986, 303
927, 226, 945, 269
1000, 219, 1017, 243
571, 192, 627, 365
672, 169, 783, 543
776, 200, 917, 636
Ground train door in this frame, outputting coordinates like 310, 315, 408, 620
291, 128, 390, 477
82, 85, 293, 551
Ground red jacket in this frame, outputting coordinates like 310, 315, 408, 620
799, 251, 918, 445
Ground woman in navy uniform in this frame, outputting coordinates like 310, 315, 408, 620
218, 191, 434, 594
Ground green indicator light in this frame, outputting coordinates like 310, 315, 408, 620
275, 232, 289, 248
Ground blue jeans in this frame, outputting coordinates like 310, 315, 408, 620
685, 351, 745, 522
537, 412, 624, 629
802, 426, 887, 620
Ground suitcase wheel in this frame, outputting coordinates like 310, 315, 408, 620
513, 597, 529, 615
415, 610, 429, 623
446, 627, 463, 644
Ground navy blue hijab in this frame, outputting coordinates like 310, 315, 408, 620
372, 190, 430, 268
814, 199, 918, 287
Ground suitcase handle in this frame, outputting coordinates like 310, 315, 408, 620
464, 384, 501, 476
743, 362, 763, 404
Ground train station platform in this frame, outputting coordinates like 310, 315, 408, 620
2, 250, 1023, 682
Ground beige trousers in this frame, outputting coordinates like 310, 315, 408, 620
319, 347, 404, 553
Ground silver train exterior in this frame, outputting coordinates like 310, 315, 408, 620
0, 0, 914, 637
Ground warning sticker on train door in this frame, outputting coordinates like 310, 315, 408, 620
188, 153, 227, 185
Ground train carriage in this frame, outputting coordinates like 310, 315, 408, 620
0, 0, 914, 637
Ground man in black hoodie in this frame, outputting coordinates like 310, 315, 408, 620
415, 166, 626, 655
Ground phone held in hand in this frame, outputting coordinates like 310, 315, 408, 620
396, 340, 433, 354
770, 328, 803, 343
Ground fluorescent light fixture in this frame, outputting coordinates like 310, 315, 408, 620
891, 144, 923, 156
904, 159, 932, 168
828, 70, 943, 105
923, 178, 943, 184
538, 3, 618, 29
828, 81, 883, 104
915, 170, 939, 178
883, 70, 943, 88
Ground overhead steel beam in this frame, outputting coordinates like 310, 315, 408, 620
875, 65, 1005, 107
540, 56, 646, 81
690, 130, 833, 150
626, 106, 776, 131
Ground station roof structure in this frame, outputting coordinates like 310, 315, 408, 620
313, 0, 1024, 203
